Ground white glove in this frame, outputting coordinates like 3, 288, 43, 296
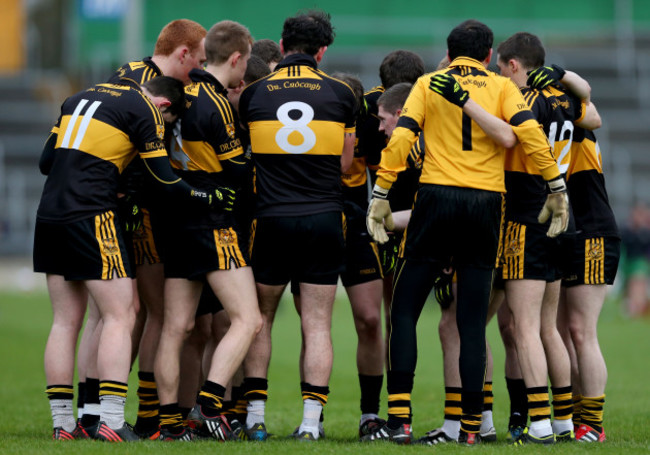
538, 177, 569, 238
366, 185, 394, 244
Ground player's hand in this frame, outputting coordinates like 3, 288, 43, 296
433, 268, 454, 309
527, 64, 566, 90
538, 192, 569, 238
367, 185, 394, 244
119, 195, 143, 232
378, 233, 399, 275
209, 186, 236, 212
429, 73, 469, 108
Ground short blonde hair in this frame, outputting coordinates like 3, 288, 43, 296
205, 20, 253, 64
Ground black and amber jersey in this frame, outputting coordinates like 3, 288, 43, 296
389, 134, 425, 212
376, 57, 559, 194
107, 57, 162, 86
567, 129, 619, 237
342, 134, 371, 210
504, 85, 584, 223
239, 53, 357, 217
37, 83, 168, 223
357, 86, 386, 169
168, 69, 247, 228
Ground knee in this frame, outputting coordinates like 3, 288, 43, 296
498, 319, 516, 348
568, 319, 588, 349
163, 315, 195, 339
355, 311, 382, 339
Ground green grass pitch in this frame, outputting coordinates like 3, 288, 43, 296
1, 289, 649, 454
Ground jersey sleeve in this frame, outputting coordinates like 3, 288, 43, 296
207, 91, 244, 162
130, 93, 168, 160
503, 81, 560, 182
375, 78, 425, 190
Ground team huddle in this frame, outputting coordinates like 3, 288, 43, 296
35, 10, 619, 445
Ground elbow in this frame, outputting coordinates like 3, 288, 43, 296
501, 133, 518, 149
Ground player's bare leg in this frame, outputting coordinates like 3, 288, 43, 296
44, 275, 88, 435
347, 279, 385, 431
540, 280, 573, 437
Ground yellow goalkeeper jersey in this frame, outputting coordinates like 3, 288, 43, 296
376, 57, 560, 193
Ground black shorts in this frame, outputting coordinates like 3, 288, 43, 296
341, 222, 383, 287
402, 184, 503, 269
250, 211, 344, 286
131, 209, 161, 266
196, 282, 224, 316
501, 221, 571, 281
563, 235, 620, 287
34, 211, 134, 280
163, 226, 249, 280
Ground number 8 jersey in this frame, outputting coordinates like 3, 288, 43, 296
239, 53, 357, 217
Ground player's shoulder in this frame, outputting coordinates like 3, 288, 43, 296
364, 86, 384, 101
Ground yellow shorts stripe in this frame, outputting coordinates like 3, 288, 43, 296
585, 237, 605, 284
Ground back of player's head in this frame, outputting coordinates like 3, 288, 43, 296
205, 20, 253, 64
331, 72, 364, 113
379, 50, 425, 89
377, 82, 413, 114
447, 19, 493, 62
497, 32, 545, 70
244, 55, 271, 85
252, 39, 282, 66
153, 19, 207, 57
281, 9, 335, 56
142, 76, 186, 118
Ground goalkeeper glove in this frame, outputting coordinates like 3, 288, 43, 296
538, 177, 569, 238
433, 268, 454, 309
378, 233, 399, 275
527, 64, 566, 90
118, 195, 143, 233
429, 73, 469, 108
366, 185, 394, 244
209, 186, 236, 212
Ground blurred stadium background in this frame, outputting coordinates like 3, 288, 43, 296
1, 0, 649, 259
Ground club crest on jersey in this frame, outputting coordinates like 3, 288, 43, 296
156, 124, 164, 140
226, 122, 236, 139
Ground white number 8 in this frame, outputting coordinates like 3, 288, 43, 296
275, 101, 316, 154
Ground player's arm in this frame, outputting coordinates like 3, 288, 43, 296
504, 82, 569, 237
368, 82, 424, 243
429, 73, 518, 148
39, 131, 58, 175
341, 131, 355, 172
141, 152, 234, 209
577, 101, 602, 130
527, 65, 601, 130
462, 99, 518, 148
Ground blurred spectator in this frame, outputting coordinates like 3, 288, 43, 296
620, 203, 650, 317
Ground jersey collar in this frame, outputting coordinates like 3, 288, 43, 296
188, 68, 227, 95
142, 56, 163, 76
275, 53, 318, 70
448, 56, 486, 70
